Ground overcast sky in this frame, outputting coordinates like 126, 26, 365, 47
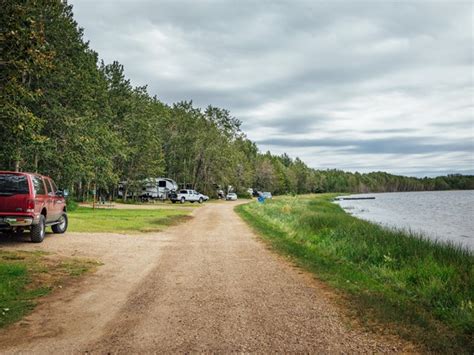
70, 0, 473, 177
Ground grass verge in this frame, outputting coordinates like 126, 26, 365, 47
0, 250, 99, 328
236, 194, 473, 353
68, 207, 192, 233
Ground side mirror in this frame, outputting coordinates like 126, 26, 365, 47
57, 189, 69, 197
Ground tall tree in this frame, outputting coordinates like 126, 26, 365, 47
0, 0, 54, 171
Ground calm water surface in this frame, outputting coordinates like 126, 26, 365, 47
335, 190, 474, 251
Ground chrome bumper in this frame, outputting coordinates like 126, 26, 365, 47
0, 217, 34, 227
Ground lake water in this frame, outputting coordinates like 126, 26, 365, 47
335, 190, 474, 252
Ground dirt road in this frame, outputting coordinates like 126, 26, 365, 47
0, 201, 410, 353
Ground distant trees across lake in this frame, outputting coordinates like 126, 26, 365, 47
1, 2, 472, 198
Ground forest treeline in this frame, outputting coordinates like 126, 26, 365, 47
1, 1, 473, 199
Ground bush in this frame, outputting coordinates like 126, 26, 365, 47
66, 198, 79, 211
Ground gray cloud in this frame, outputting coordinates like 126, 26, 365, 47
431, 119, 474, 130
256, 137, 473, 155
70, 0, 474, 177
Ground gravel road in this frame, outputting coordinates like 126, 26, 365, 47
0, 201, 412, 353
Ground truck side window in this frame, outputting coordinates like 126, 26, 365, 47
44, 179, 51, 195
32, 176, 46, 195
50, 179, 58, 194
46, 179, 56, 195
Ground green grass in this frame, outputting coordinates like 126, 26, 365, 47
68, 207, 192, 233
0, 250, 98, 328
236, 194, 474, 353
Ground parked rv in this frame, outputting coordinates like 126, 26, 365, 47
140, 178, 178, 201
157, 178, 178, 199
118, 178, 178, 201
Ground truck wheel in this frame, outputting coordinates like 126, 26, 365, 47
171, 200, 176, 204
31, 215, 46, 243
52, 213, 68, 234
199, 197, 203, 204
180, 197, 185, 204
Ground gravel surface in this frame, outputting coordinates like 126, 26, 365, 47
0, 201, 414, 353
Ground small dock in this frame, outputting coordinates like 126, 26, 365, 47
334, 197, 376, 201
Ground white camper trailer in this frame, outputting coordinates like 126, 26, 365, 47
140, 178, 178, 201
118, 178, 178, 201
157, 178, 178, 200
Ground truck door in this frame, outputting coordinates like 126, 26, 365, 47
47, 178, 63, 221
43, 178, 57, 222
32, 175, 51, 222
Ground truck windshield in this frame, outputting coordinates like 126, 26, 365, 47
0, 174, 29, 195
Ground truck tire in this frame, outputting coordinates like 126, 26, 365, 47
31, 215, 46, 243
52, 213, 68, 234
180, 197, 185, 204
199, 197, 203, 203
171, 200, 176, 204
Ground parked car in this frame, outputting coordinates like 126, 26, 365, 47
0, 171, 68, 243
226, 193, 238, 201
261, 192, 273, 199
170, 189, 209, 204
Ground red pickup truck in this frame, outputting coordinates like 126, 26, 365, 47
0, 171, 68, 243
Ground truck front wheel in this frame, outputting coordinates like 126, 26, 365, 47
180, 197, 185, 204
52, 213, 68, 234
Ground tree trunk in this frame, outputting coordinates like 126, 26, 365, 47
86, 181, 90, 202
192, 155, 203, 188
77, 180, 83, 201
14, 160, 20, 172
123, 181, 129, 202
34, 153, 39, 172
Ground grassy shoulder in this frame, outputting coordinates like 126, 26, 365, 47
236, 194, 474, 353
68, 207, 192, 233
0, 250, 99, 328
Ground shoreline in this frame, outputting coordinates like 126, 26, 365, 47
335, 190, 474, 252
236, 194, 474, 353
